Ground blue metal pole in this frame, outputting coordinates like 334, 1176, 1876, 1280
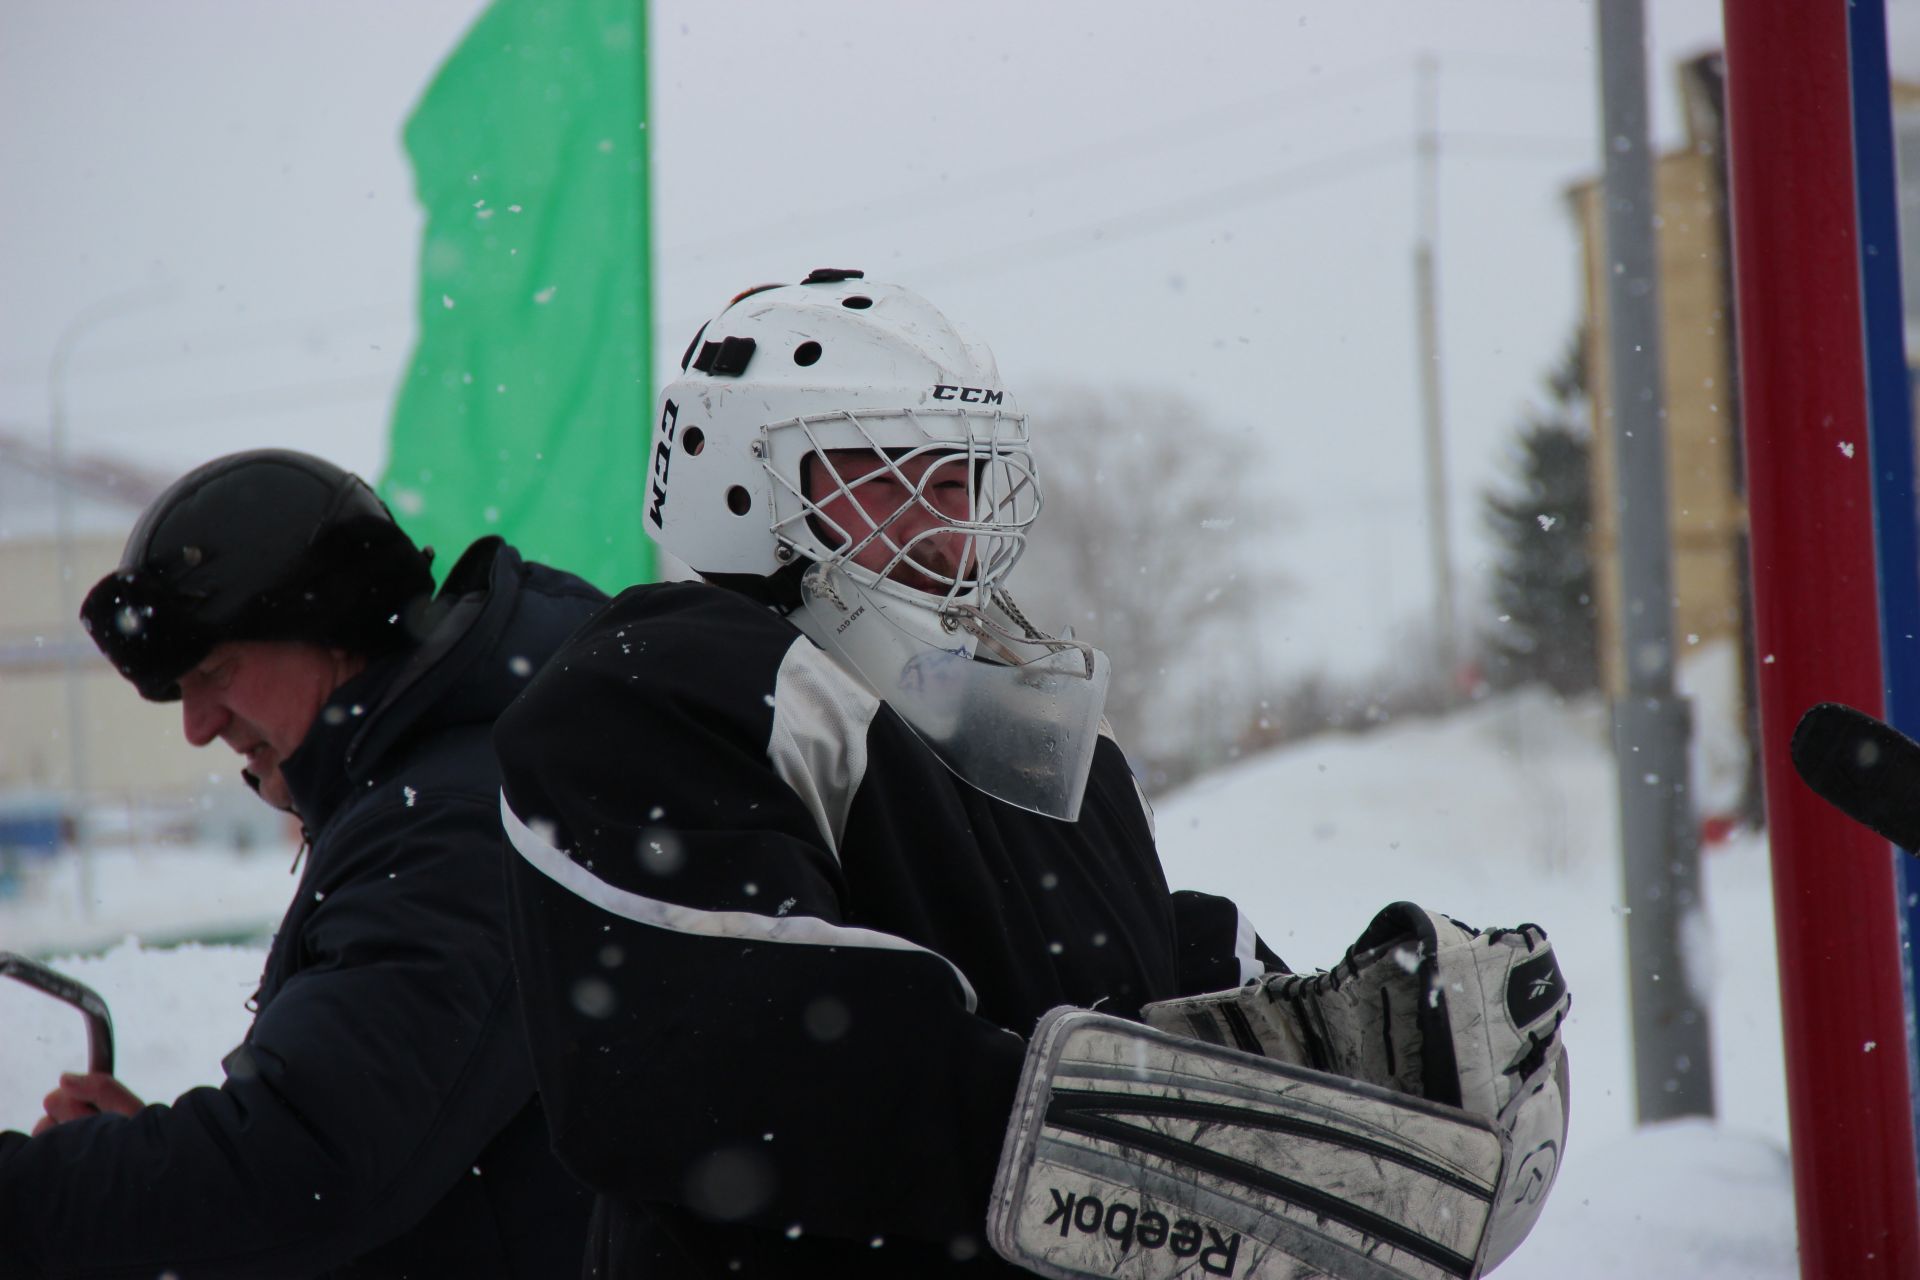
1847, 0, 1920, 1159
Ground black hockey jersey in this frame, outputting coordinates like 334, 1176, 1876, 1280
495, 580, 1277, 1277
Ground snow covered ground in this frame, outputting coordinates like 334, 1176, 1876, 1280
1151, 689, 1794, 1278
0, 689, 1795, 1275
0, 842, 298, 957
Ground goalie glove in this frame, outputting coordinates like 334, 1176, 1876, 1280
987, 1008, 1511, 1280
1144, 903, 1568, 1115
1141, 902, 1571, 1273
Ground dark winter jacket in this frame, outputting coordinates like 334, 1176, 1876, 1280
0, 538, 605, 1280
495, 580, 1280, 1277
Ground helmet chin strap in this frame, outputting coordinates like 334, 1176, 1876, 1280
943, 592, 1099, 680
804, 544, 1097, 679
799, 560, 982, 661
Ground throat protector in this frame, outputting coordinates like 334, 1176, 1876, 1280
793, 564, 1109, 821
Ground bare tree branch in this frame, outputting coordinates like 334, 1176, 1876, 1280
1007, 383, 1289, 786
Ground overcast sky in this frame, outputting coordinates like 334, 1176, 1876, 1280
4, 1, 1912, 680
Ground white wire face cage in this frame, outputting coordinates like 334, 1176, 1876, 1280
762, 405, 1042, 607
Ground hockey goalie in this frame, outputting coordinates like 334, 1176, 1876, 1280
988, 903, 1570, 1280
495, 272, 1571, 1277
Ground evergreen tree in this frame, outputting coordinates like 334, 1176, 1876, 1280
1481, 333, 1599, 696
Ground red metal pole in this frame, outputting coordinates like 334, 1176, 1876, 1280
1722, 3, 1920, 1275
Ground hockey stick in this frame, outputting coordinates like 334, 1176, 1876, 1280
0, 952, 115, 1075
1789, 702, 1920, 853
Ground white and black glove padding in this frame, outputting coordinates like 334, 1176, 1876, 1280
987, 1009, 1509, 1280
1141, 902, 1572, 1273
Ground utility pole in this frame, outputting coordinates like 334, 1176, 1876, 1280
1594, 0, 1713, 1121
47, 283, 174, 920
1413, 53, 1458, 697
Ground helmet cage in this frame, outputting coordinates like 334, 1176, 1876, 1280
762, 405, 1040, 608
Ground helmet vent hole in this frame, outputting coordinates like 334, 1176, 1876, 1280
793, 341, 822, 367
841, 296, 873, 310
726, 486, 753, 516
683, 427, 706, 456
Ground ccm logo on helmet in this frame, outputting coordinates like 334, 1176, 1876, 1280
648, 399, 678, 528
931, 384, 1005, 405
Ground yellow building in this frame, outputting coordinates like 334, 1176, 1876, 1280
0, 432, 285, 847
1573, 55, 1920, 821
1570, 53, 1763, 820
1574, 53, 1748, 708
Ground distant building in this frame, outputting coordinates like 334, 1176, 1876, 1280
1572, 54, 1920, 823
1572, 53, 1747, 704
0, 432, 284, 848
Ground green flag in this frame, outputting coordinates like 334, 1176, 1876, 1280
380, 0, 654, 593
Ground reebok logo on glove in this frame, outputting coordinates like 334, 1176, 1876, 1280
1506, 949, 1567, 1028
1041, 1187, 1242, 1275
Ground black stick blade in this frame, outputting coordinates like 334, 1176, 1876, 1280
1790, 702, 1920, 854
0, 952, 115, 1075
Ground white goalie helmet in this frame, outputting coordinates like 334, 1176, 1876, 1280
649, 270, 1110, 821
647, 268, 1038, 607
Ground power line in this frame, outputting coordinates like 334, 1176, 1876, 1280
1444, 132, 1593, 159
906, 137, 1410, 285
664, 56, 1412, 260
30, 138, 1423, 409
1428, 49, 1594, 85
669, 52, 1599, 264
0, 302, 409, 386
43, 370, 399, 435
8, 57, 1603, 394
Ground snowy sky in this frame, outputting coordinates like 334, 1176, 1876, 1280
3, 1, 1913, 677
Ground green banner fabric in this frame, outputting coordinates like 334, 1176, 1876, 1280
380, 0, 654, 593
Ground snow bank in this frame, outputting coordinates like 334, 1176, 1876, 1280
1513, 1119, 1795, 1279
1152, 688, 1794, 1277
0, 938, 260, 1134
0, 841, 297, 957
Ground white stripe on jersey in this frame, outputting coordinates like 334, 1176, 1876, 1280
1099, 718, 1154, 836
501, 791, 980, 1012
766, 636, 878, 859
1234, 907, 1263, 985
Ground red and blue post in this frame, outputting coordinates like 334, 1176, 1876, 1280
1723, 0, 1920, 1274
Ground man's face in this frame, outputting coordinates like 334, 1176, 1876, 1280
177, 640, 365, 812
804, 449, 975, 595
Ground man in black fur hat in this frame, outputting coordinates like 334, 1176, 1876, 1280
0, 450, 601, 1280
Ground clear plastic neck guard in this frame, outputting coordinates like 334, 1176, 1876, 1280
792, 563, 1110, 822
